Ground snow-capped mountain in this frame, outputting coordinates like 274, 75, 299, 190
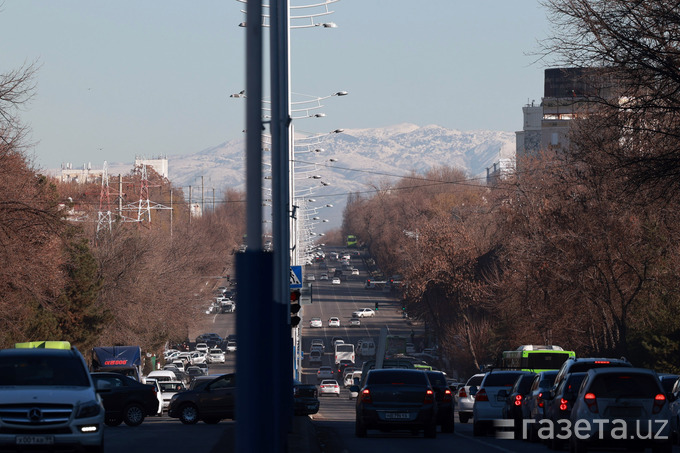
112, 124, 516, 229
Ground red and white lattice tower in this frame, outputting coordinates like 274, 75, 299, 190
136, 164, 152, 224
96, 161, 113, 235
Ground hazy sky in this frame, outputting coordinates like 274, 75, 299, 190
1, 1, 551, 171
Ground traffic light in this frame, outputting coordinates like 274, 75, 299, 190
290, 290, 301, 327
374, 301, 379, 311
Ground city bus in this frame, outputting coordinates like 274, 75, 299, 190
346, 235, 357, 248
501, 345, 575, 372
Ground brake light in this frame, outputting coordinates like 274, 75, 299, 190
458, 388, 467, 398
424, 389, 434, 404
360, 388, 372, 404
538, 392, 544, 408
653, 393, 666, 414
593, 361, 610, 364
559, 398, 568, 411
514, 394, 522, 406
584, 392, 598, 413
476, 388, 489, 402
444, 388, 452, 402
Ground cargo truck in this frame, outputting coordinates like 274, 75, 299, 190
92, 346, 143, 381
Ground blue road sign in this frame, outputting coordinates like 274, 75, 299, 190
290, 266, 302, 289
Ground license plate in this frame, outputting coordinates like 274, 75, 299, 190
385, 412, 409, 420
16, 435, 54, 445
496, 396, 506, 402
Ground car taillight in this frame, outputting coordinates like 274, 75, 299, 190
538, 392, 544, 408
444, 389, 452, 402
424, 389, 434, 404
584, 392, 598, 413
360, 389, 372, 404
653, 393, 666, 414
458, 388, 467, 398
559, 397, 568, 411
514, 394, 522, 406
476, 388, 488, 402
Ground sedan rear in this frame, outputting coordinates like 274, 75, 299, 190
319, 380, 341, 397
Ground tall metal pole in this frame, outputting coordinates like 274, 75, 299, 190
236, 0, 274, 451
271, 0, 292, 448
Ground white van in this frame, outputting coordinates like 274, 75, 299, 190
358, 340, 376, 358
147, 370, 177, 382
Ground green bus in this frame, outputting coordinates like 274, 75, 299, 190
346, 235, 357, 248
501, 345, 575, 372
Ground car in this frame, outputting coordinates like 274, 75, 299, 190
148, 370, 178, 382
328, 317, 341, 327
426, 370, 455, 433
309, 350, 323, 365
185, 366, 205, 382
195, 343, 209, 353
541, 372, 587, 450
349, 371, 363, 398
331, 337, 345, 348
501, 372, 537, 439
156, 380, 186, 411
311, 338, 325, 351
226, 341, 237, 353
457, 373, 485, 423
317, 366, 334, 380
91, 372, 160, 427
319, 379, 341, 397
659, 373, 679, 396
189, 375, 217, 391
349, 317, 361, 327
168, 373, 236, 424
353, 369, 438, 438
351, 268, 360, 275
306, 274, 316, 281
520, 370, 558, 441
352, 308, 375, 318
320, 274, 329, 280
568, 367, 672, 452
208, 348, 225, 364
190, 351, 208, 365
331, 277, 341, 285
357, 339, 376, 358
0, 342, 105, 452
342, 367, 357, 387
472, 370, 532, 436
406, 342, 415, 354
337, 359, 355, 378
294, 379, 320, 415
143, 378, 164, 416
551, 356, 632, 393
310, 317, 323, 328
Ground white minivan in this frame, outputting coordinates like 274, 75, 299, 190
358, 340, 376, 358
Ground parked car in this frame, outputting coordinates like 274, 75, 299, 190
319, 379, 341, 397
457, 373, 485, 423
294, 379, 320, 415
168, 373, 236, 424
472, 370, 532, 436
568, 367, 672, 452
317, 366, 334, 380
91, 372, 160, 426
310, 317, 323, 328
426, 370, 455, 433
352, 308, 375, 318
328, 317, 341, 327
353, 369, 438, 438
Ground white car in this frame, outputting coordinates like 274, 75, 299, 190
317, 366, 334, 380
226, 341, 237, 353
311, 339, 325, 351
349, 317, 361, 327
157, 380, 186, 411
473, 371, 528, 436
144, 378, 164, 415
310, 317, 323, 328
190, 351, 208, 365
351, 268, 360, 276
331, 277, 341, 285
208, 348, 225, 364
320, 274, 329, 281
306, 274, 316, 281
352, 308, 375, 318
328, 317, 340, 327
319, 379, 340, 397
195, 343, 209, 353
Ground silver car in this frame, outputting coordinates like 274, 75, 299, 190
457, 373, 485, 423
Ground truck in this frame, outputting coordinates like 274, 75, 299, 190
334, 343, 355, 366
92, 346, 143, 381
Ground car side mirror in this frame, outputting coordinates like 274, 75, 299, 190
469, 386, 478, 396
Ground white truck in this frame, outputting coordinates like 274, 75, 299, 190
334, 343, 355, 366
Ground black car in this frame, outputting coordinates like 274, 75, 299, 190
425, 370, 455, 433
500, 372, 536, 437
353, 369, 438, 438
542, 372, 587, 449
91, 372, 159, 427
168, 373, 235, 424
293, 379, 320, 415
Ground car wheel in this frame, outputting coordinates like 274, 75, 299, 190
424, 422, 437, 438
203, 417, 221, 424
355, 418, 367, 437
442, 414, 455, 433
123, 404, 145, 427
473, 421, 484, 437
104, 416, 122, 427
459, 413, 470, 424
179, 404, 200, 425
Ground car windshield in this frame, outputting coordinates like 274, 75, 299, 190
0, 355, 90, 387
